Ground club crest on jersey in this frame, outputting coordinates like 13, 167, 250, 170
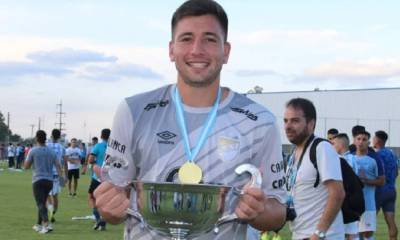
217, 136, 240, 162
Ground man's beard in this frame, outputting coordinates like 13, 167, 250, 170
288, 127, 310, 145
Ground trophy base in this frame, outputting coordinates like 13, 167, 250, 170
170, 227, 190, 240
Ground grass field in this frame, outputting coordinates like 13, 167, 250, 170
0, 161, 398, 240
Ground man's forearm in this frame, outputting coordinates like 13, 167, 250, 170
363, 176, 385, 186
316, 181, 344, 232
249, 198, 286, 231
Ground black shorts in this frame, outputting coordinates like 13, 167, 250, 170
67, 169, 80, 180
88, 179, 101, 194
376, 190, 396, 212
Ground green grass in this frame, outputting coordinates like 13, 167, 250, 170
0, 161, 123, 240
0, 161, 398, 239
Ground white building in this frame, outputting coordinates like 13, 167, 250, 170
246, 87, 400, 148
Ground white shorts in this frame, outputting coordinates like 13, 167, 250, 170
359, 211, 376, 232
344, 221, 358, 235
49, 176, 61, 195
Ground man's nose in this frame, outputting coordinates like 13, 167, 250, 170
190, 39, 205, 55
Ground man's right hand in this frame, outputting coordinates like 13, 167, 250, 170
94, 181, 130, 224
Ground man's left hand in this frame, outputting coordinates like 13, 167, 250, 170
234, 186, 265, 221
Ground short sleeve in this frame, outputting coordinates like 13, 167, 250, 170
316, 141, 342, 182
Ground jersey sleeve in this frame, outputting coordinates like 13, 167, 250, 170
105, 100, 137, 185
316, 141, 342, 182
26, 149, 34, 163
91, 143, 99, 156
256, 122, 287, 204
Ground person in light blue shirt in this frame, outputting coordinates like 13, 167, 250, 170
373, 130, 398, 240
332, 132, 360, 240
353, 130, 385, 240
85, 128, 110, 231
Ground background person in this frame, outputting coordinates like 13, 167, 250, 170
65, 138, 81, 196
353, 130, 384, 240
373, 130, 398, 240
83, 129, 110, 231
24, 130, 63, 234
284, 98, 345, 240
46, 129, 66, 223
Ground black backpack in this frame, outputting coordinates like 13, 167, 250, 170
309, 138, 365, 224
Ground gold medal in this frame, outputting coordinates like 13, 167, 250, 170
178, 162, 202, 184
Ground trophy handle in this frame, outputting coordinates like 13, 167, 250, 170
126, 208, 145, 229
214, 164, 262, 234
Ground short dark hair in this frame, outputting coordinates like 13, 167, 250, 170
352, 125, 365, 137
286, 98, 317, 123
36, 130, 47, 144
101, 128, 111, 140
375, 130, 388, 144
51, 129, 61, 140
327, 128, 339, 135
92, 137, 98, 142
334, 133, 350, 147
171, 0, 228, 41
355, 130, 370, 139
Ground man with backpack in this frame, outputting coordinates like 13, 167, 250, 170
353, 130, 385, 240
284, 98, 345, 240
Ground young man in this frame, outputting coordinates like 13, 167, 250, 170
94, 1, 287, 239
284, 98, 345, 240
46, 129, 66, 223
353, 131, 385, 240
327, 128, 339, 144
7, 143, 15, 168
84, 129, 110, 231
24, 130, 63, 234
373, 130, 398, 240
332, 133, 359, 240
65, 138, 81, 196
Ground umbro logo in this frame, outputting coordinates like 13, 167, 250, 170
157, 131, 176, 144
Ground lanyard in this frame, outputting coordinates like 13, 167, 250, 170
173, 85, 221, 162
286, 134, 315, 194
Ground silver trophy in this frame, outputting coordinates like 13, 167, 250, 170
103, 164, 262, 240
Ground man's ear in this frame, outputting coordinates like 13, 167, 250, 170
169, 41, 175, 62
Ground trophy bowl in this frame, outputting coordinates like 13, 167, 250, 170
126, 164, 262, 240
132, 181, 231, 239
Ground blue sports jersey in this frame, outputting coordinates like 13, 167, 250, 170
376, 148, 398, 192
354, 154, 378, 211
91, 141, 107, 181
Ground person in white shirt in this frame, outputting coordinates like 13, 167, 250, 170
284, 98, 345, 240
65, 138, 81, 196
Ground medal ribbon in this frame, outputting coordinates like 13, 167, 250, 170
173, 85, 221, 163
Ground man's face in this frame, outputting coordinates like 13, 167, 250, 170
71, 139, 77, 148
332, 138, 343, 154
372, 136, 379, 149
327, 134, 337, 144
354, 134, 369, 152
284, 107, 314, 145
169, 15, 231, 87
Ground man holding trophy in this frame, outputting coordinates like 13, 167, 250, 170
94, 0, 287, 239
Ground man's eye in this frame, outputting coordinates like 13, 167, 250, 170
206, 37, 217, 43
180, 37, 191, 42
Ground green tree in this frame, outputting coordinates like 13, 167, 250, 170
0, 111, 9, 142
0, 111, 22, 142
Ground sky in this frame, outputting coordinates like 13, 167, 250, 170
1, 0, 400, 141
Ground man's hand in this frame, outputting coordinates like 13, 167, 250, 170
94, 181, 130, 224
235, 186, 265, 221
309, 234, 319, 240
81, 165, 87, 175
